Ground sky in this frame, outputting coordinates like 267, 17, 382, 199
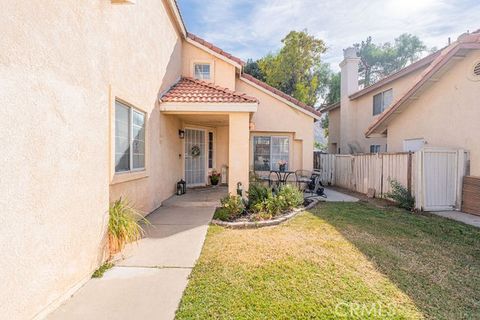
177, 0, 480, 70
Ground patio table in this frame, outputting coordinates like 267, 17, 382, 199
269, 170, 295, 186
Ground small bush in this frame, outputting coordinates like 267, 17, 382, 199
277, 185, 304, 210
247, 183, 271, 208
253, 193, 284, 217
108, 198, 148, 255
213, 207, 230, 221
385, 179, 415, 211
216, 194, 245, 221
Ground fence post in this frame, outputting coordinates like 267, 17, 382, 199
407, 152, 412, 193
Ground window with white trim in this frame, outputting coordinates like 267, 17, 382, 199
370, 144, 381, 153
194, 63, 211, 80
253, 136, 289, 171
373, 89, 393, 115
115, 100, 145, 173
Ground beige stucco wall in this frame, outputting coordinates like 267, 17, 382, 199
386, 51, 480, 175
327, 107, 340, 153
215, 126, 229, 172
0, 1, 183, 318
338, 67, 426, 154
182, 41, 237, 90
235, 78, 315, 171
228, 113, 251, 194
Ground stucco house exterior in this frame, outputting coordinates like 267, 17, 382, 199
321, 31, 480, 176
1, 1, 319, 318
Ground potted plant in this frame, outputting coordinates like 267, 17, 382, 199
209, 169, 221, 186
278, 160, 287, 172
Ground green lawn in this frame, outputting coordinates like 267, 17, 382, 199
176, 202, 480, 319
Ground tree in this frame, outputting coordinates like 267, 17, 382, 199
354, 34, 427, 86
324, 72, 340, 105
245, 30, 327, 106
243, 59, 265, 81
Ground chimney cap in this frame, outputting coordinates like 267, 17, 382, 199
343, 47, 358, 59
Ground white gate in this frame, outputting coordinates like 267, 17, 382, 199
415, 148, 467, 211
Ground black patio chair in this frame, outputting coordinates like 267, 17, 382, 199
295, 170, 312, 190
303, 172, 327, 198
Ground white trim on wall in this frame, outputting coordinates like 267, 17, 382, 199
160, 102, 258, 113
190, 59, 215, 82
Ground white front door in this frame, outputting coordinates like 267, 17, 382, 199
185, 128, 206, 187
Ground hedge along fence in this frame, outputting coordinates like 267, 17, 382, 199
314, 152, 415, 198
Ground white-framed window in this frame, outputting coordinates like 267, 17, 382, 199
115, 100, 146, 173
373, 88, 393, 115
253, 136, 289, 171
370, 144, 381, 153
194, 63, 211, 80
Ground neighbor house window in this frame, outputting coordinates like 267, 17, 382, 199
253, 136, 289, 171
208, 132, 214, 169
370, 145, 381, 153
115, 100, 145, 173
373, 89, 393, 115
194, 64, 211, 80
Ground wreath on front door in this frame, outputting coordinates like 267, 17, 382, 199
191, 145, 201, 157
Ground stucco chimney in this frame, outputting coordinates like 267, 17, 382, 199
339, 47, 360, 154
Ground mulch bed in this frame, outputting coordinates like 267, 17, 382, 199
211, 198, 318, 229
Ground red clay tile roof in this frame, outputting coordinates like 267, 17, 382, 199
160, 77, 258, 104
186, 32, 245, 66
241, 73, 322, 117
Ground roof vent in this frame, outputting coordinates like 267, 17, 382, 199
474, 62, 480, 76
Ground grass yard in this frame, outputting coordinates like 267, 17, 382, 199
176, 202, 480, 319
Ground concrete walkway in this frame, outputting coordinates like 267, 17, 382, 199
306, 187, 359, 202
48, 187, 226, 320
431, 210, 480, 228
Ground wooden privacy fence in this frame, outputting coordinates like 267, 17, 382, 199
461, 176, 480, 216
314, 152, 414, 197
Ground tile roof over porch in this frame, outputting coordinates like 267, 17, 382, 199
160, 77, 258, 104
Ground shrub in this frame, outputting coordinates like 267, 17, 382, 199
247, 183, 271, 208
216, 194, 245, 221
108, 198, 147, 255
277, 185, 304, 210
385, 179, 415, 211
213, 208, 230, 221
252, 193, 284, 217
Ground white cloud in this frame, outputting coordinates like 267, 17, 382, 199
182, 0, 480, 70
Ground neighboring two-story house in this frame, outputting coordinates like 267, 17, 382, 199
1, 1, 320, 318
323, 46, 441, 154
322, 31, 480, 177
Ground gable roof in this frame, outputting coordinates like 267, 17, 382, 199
186, 32, 245, 68
159, 77, 258, 104
240, 73, 322, 118
365, 32, 480, 137
319, 101, 340, 113
349, 50, 441, 100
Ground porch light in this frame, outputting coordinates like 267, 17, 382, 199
178, 129, 185, 139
